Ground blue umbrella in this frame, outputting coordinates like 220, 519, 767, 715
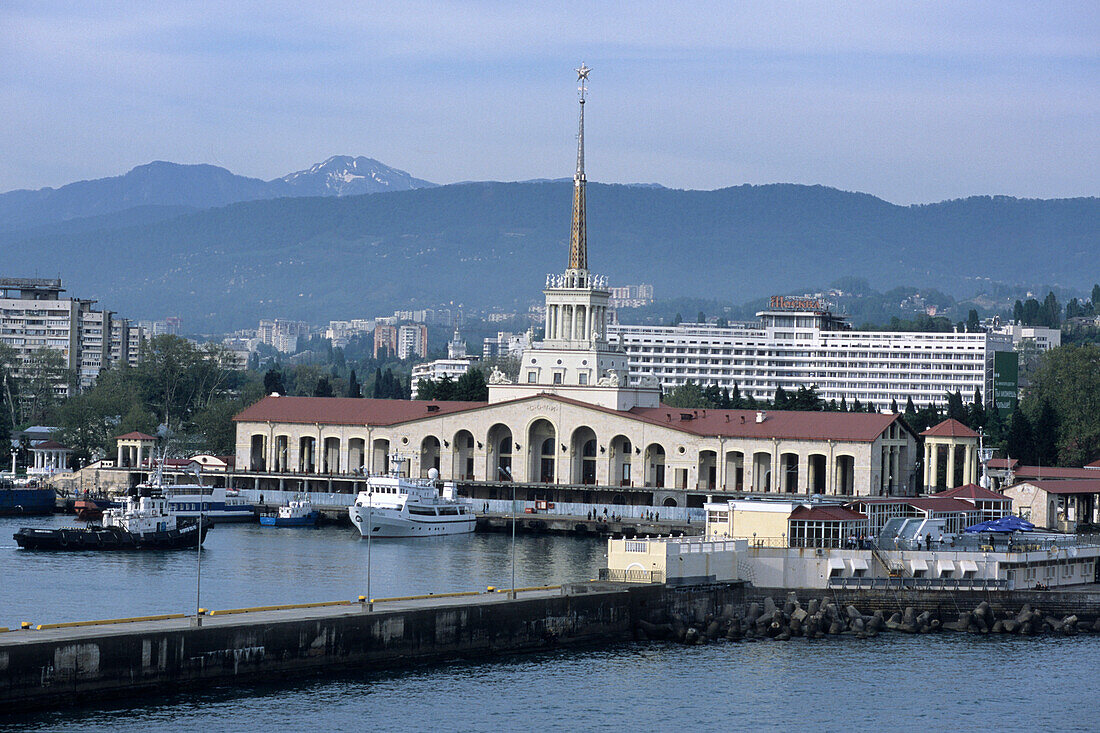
964, 516, 1035, 533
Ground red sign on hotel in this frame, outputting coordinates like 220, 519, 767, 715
769, 295, 825, 310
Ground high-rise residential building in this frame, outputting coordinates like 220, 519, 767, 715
608, 284, 654, 308
481, 331, 532, 359
0, 277, 144, 395
609, 301, 1014, 409
373, 323, 398, 359
258, 319, 310, 353
397, 324, 428, 360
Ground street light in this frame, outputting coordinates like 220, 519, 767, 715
366, 484, 374, 611
499, 465, 516, 599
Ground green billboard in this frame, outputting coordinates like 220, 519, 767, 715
992, 350, 1019, 417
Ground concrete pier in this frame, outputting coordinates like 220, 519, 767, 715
0, 581, 742, 714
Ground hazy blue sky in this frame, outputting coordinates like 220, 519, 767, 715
2, 2, 1097, 203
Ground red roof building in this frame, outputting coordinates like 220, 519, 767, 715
920, 419, 978, 438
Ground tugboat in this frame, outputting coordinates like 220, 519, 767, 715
13, 490, 210, 551
73, 495, 119, 521
260, 496, 319, 528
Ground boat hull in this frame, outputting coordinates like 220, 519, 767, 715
259, 512, 319, 528
0, 488, 57, 516
13, 521, 210, 551
349, 506, 476, 538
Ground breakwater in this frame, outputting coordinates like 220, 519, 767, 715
0, 581, 742, 714
644, 587, 1100, 645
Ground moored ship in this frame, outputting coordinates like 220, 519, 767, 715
13, 491, 210, 551
260, 497, 319, 528
349, 460, 476, 538
0, 481, 57, 516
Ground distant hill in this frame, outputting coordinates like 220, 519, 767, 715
0, 181, 1094, 332
0, 157, 436, 232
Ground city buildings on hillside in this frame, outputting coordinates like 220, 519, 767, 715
324, 318, 375, 348
608, 283, 654, 308
137, 317, 182, 337
0, 277, 145, 395
993, 322, 1061, 351
258, 318, 310, 353
609, 306, 1014, 408
482, 331, 531, 359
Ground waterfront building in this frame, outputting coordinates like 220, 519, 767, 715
920, 418, 980, 492
232, 67, 920, 507
608, 309, 1014, 409
27, 439, 72, 475
0, 277, 144, 396
1003, 479, 1100, 532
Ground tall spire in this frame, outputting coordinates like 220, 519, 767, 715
568, 63, 591, 274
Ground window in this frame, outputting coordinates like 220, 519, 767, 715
578, 373, 588, 385
553, 372, 563, 385
527, 371, 537, 383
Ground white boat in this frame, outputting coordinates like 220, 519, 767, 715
159, 483, 256, 523
349, 460, 476, 538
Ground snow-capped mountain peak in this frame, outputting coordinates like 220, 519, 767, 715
277, 156, 435, 196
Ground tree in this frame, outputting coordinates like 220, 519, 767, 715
1013, 300, 1024, 323
890, 398, 899, 414
19, 349, 71, 424
904, 396, 917, 416
967, 388, 986, 431
313, 376, 334, 397
946, 390, 968, 423
1006, 408, 1035, 465
454, 369, 488, 401
664, 382, 707, 408
347, 369, 360, 398
966, 309, 980, 332
696, 310, 706, 323
851, 398, 862, 413
1032, 399, 1059, 467
263, 369, 285, 395
1026, 344, 1100, 465
672, 313, 683, 326
839, 397, 848, 413
773, 386, 789, 409
1093, 284, 1100, 312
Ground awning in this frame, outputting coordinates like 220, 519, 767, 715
848, 558, 870, 571
827, 558, 846, 570
959, 559, 979, 573
936, 560, 956, 575
908, 558, 929, 573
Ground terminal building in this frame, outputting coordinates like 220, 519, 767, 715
609, 303, 1014, 409
233, 68, 925, 509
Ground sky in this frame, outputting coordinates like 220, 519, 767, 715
1, 2, 1097, 204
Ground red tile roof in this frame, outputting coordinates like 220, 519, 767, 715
1011, 466, 1100, 481
627, 406, 904, 442
1013, 479, 1100, 495
115, 431, 156, 441
233, 394, 907, 443
1087, 459, 1100, 468
937, 483, 1011, 502
987, 458, 1018, 470
920, 419, 978, 438
789, 505, 867, 522
32, 440, 69, 451
233, 395, 487, 426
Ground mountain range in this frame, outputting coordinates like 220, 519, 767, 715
0, 159, 1096, 332
0, 156, 434, 232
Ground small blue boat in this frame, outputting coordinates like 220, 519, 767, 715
259, 498, 319, 528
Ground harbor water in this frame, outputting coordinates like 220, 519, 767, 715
3, 515, 1100, 731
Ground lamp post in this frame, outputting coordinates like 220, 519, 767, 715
366, 485, 374, 611
500, 465, 516, 599
194, 466, 204, 626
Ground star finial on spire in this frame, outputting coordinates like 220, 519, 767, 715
576, 63, 591, 99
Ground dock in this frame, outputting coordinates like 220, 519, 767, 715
0, 581, 742, 714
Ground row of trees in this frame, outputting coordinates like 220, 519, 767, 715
414, 369, 489, 402
49, 336, 260, 467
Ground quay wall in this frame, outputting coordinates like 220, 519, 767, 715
0, 582, 742, 714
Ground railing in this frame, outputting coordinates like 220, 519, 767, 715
599, 568, 665, 583
827, 577, 1009, 591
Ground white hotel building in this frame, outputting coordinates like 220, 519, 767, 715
609, 303, 1013, 409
